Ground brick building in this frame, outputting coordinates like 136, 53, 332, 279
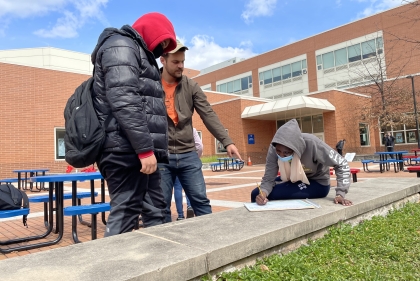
192, 2, 420, 163
1, 2, 420, 177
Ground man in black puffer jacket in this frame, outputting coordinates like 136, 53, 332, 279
91, 12, 176, 237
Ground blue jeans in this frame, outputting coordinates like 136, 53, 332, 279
251, 179, 330, 202
158, 151, 211, 222
174, 176, 191, 218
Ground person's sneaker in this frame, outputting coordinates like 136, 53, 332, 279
176, 217, 185, 221
186, 206, 194, 218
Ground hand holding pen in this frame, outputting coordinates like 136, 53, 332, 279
256, 182, 268, 205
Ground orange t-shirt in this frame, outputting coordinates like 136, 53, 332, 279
162, 79, 179, 126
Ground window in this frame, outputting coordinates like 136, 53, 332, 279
312, 115, 324, 133
316, 55, 322, 65
376, 37, 384, 54
233, 80, 241, 92
241, 77, 249, 90
362, 39, 376, 59
407, 131, 418, 143
301, 116, 312, 133
272, 67, 282, 82
196, 130, 202, 140
217, 75, 252, 94
263, 70, 272, 84
276, 120, 286, 129
381, 120, 419, 145
292, 61, 302, 77
334, 48, 347, 66
55, 128, 66, 160
277, 115, 323, 134
282, 64, 291, 79
322, 52, 334, 69
259, 59, 306, 83
348, 43, 362, 62
215, 129, 228, 154
227, 81, 234, 93
359, 123, 370, 146
317, 37, 383, 68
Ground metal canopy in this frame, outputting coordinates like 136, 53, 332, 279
241, 96, 336, 120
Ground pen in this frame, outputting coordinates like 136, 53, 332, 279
257, 182, 263, 196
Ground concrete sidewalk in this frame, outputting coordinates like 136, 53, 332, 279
0, 176, 419, 281
0, 161, 418, 260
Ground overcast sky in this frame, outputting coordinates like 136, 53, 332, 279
0, 0, 405, 70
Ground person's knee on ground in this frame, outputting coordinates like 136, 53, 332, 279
251, 187, 260, 202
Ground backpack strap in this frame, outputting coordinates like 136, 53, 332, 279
20, 190, 29, 227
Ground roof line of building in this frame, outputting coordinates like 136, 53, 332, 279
204, 90, 269, 100
0, 60, 91, 76
0, 46, 90, 56
308, 89, 371, 99
192, 2, 408, 78
206, 93, 271, 106
319, 71, 420, 98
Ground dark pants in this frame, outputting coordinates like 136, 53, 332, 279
386, 147, 395, 159
158, 151, 211, 222
251, 179, 330, 202
98, 152, 166, 237
337, 149, 343, 156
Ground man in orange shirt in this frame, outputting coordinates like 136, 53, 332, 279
159, 40, 242, 222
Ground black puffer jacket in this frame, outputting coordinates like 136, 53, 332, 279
91, 25, 168, 163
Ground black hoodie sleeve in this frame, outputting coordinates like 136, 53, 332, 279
99, 36, 154, 154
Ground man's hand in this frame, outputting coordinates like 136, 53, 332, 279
140, 155, 157, 174
256, 191, 268, 205
226, 144, 243, 161
334, 195, 353, 206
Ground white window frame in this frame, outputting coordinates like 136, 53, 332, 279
359, 123, 370, 146
55, 127, 66, 160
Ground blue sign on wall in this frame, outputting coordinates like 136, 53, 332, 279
248, 134, 255, 144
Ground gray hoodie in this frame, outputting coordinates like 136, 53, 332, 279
260, 119, 351, 198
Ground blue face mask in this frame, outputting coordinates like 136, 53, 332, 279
277, 154, 293, 162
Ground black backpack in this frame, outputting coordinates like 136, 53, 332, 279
64, 77, 108, 168
0, 184, 29, 226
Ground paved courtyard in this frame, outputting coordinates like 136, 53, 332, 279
1, 161, 418, 260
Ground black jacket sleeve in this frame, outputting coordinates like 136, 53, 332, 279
100, 40, 154, 154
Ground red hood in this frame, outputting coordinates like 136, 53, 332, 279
132, 12, 176, 53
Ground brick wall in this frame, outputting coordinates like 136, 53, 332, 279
0, 62, 89, 178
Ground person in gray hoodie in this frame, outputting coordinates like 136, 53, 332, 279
252, 119, 352, 206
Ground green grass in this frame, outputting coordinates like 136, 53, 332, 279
202, 202, 420, 281
201, 155, 223, 163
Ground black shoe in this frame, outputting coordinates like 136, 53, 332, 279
186, 206, 194, 218
176, 217, 185, 221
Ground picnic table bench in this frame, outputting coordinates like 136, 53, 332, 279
210, 163, 223, 172
0, 178, 19, 184
406, 166, 420, 177
402, 155, 420, 166
210, 158, 244, 172
362, 159, 403, 173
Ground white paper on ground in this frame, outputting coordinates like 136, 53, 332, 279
244, 199, 320, 212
